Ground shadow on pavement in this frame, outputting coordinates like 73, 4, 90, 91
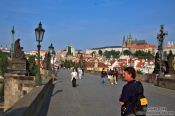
52, 90, 63, 96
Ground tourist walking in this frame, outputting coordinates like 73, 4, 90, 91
114, 68, 118, 84
78, 67, 83, 79
101, 68, 107, 84
119, 66, 147, 116
109, 69, 115, 85
71, 68, 78, 87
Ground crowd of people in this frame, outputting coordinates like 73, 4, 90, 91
101, 68, 120, 85
69, 66, 147, 116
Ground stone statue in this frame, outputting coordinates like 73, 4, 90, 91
11, 38, 27, 75
13, 39, 25, 59
167, 50, 175, 74
153, 52, 160, 74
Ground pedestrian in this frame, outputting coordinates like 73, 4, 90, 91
78, 67, 83, 79
101, 68, 107, 84
82, 68, 85, 75
71, 68, 78, 87
114, 68, 118, 84
119, 66, 146, 116
109, 69, 115, 85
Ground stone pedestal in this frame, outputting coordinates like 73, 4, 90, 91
11, 59, 26, 75
4, 74, 35, 111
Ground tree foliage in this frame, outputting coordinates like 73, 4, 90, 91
0, 51, 8, 76
98, 49, 103, 56
104, 50, 120, 59
123, 50, 132, 56
28, 55, 37, 76
134, 50, 154, 59
62, 60, 75, 68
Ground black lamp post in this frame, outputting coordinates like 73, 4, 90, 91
49, 43, 56, 70
35, 22, 45, 85
52, 49, 56, 71
49, 43, 56, 81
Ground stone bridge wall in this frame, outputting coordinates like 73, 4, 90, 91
4, 75, 35, 111
4, 79, 54, 116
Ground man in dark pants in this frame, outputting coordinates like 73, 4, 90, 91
119, 67, 145, 116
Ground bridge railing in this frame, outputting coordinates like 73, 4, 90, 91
4, 79, 54, 116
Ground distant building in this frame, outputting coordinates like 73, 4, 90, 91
122, 34, 156, 54
66, 45, 75, 56
164, 41, 175, 55
128, 44, 156, 54
0, 46, 10, 53
85, 46, 129, 55
123, 34, 147, 47
24, 50, 47, 60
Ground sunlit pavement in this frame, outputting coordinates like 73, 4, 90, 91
47, 69, 175, 116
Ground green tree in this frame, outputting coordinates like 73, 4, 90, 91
63, 60, 74, 68
98, 49, 103, 56
0, 51, 8, 76
134, 50, 154, 60
113, 51, 120, 59
123, 50, 131, 56
104, 50, 111, 59
91, 51, 96, 57
28, 55, 37, 76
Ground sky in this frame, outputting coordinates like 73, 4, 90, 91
0, 0, 175, 51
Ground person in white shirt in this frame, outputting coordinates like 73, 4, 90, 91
78, 68, 83, 79
71, 68, 78, 80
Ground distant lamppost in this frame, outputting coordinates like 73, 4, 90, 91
157, 25, 168, 77
35, 22, 45, 85
49, 43, 56, 80
11, 26, 15, 60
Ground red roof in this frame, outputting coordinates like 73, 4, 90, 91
164, 45, 175, 49
128, 44, 156, 49
136, 62, 144, 67
98, 62, 108, 68
85, 62, 94, 68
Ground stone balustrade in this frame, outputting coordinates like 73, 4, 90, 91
3, 79, 54, 116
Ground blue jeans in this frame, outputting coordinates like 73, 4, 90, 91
101, 77, 105, 83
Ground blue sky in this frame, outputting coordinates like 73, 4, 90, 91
0, 0, 175, 51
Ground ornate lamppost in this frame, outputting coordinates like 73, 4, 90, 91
49, 43, 56, 80
49, 44, 56, 70
157, 25, 168, 77
35, 22, 45, 85
11, 26, 15, 60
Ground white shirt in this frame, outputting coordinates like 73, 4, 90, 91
71, 71, 78, 80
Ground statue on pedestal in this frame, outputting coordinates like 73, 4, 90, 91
167, 50, 175, 74
11, 38, 27, 75
13, 38, 25, 60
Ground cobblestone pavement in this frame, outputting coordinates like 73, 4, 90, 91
47, 69, 175, 116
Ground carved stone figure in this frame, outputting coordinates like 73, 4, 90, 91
153, 52, 160, 74
13, 39, 25, 59
11, 38, 27, 75
167, 50, 175, 74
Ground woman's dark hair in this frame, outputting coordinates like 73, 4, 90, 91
124, 66, 136, 79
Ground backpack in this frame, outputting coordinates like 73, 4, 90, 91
134, 81, 148, 116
